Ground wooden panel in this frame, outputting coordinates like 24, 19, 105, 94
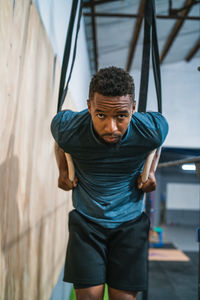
0, 1, 75, 299
149, 248, 190, 261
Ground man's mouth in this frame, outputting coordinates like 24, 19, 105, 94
102, 135, 121, 143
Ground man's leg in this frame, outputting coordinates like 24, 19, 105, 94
108, 287, 137, 300
75, 284, 105, 300
63, 211, 107, 295
106, 213, 150, 299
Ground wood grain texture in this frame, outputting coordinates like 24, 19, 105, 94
0, 1, 76, 299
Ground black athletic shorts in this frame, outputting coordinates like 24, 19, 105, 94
63, 209, 150, 292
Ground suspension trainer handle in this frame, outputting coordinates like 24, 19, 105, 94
65, 153, 75, 182
141, 148, 161, 183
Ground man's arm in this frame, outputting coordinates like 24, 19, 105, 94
54, 143, 78, 191
137, 151, 158, 193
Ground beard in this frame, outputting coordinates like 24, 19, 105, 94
98, 134, 122, 148
92, 125, 123, 148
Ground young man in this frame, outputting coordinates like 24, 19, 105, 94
51, 67, 168, 300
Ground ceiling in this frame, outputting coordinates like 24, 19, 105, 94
82, 0, 200, 74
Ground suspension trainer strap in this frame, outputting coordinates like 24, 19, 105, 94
138, 0, 162, 113
56, 0, 82, 182
61, 1, 83, 106
139, 0, 162, 199
57, 0, 83, 112
138, 0, 152, 113
151, 0, 162, 113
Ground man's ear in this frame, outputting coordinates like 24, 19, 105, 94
87, 99, 91, 113
132, 101, 136, 114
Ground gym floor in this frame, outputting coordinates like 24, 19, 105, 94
137, 224, 198, 300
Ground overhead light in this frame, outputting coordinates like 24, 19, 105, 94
181, 164, 196, 171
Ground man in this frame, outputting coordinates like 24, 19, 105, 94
51, 66, 168, 300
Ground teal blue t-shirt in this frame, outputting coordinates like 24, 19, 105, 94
51, 109, 168, 228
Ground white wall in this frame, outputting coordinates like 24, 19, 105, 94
34, 0, 91, 110
131, 57, 200, 149
166, 183, 200, 210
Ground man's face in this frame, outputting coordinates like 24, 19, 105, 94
87, 92, 136, 145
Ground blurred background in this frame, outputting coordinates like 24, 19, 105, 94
0, 0, 200, 299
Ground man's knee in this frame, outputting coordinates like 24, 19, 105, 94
108, 287, 137, 300
75, 284, 105, 300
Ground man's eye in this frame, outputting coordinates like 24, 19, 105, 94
97, 114, 105, 119
118, 115, 126, 119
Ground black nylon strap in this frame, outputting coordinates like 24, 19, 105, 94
138, 0, 152, 113
152, 0, 162, 113
57, 0, 82, 112
61, 1, 83, 109
138, 0, 162, 113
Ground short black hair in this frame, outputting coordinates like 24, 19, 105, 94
89, 66, 135, 101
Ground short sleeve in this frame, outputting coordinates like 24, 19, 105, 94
132, 112, 169, 148
147, 112, 169, 146
50, 110, 74, 145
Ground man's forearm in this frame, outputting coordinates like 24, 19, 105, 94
54, 143, 77, 191
54, 143, 68, 171
138, 151, 158, 192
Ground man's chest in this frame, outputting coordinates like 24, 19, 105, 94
70, 145, 148, 175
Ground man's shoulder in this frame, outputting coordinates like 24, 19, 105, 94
133, 111, 165, 121
130, 111, 168, 147
59, 108, 90, 122
51, 109, 90, 144
52, 108, 90, 130
132, 111, 168, 129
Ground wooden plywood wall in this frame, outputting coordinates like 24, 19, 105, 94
0, 1, 75, 299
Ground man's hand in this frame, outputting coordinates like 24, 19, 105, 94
137, 172, 156, 193
58, 170, 78, 191
54, 143, 78, 191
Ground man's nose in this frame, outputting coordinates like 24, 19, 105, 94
104, 118, 118, 133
